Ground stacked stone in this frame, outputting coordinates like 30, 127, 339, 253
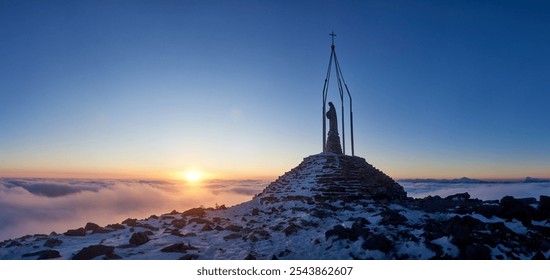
257, 153, 406, 205
325, 131, 342, 154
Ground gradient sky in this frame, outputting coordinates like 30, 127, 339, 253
1, 0, 549, 180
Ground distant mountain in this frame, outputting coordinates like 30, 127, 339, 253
399, 177, 488, 184
400, 177, 550, 184
523, 177, 550, 183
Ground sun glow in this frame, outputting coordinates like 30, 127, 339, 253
184, 170, 203, 183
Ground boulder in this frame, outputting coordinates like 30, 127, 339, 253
91, 227, 114, 234
161, 243, 197, 253
170, 219, 187, 229
244, 253, 256, 260
43, 238, 62, 248
201, 224, 213, 232
362, 234, 392, 253
106, 223, 125, 230
72, 245, 115, 260
445, 193, 470, 201
179, 254, 199, 260
129, 232, 150, 246
182, 207, 206, 217
225, 225, 243, 232
539, 195, 550, 213
463, 244, 491, 260
121, 218, 138, 227
223, 233, 241, 240
84, 222, 101, 231
63, 228, 86, 237
379, 209, 407, 226
22, 250, 61, 260
499, 196, 536, 225
283, 223, 300, 236
188, 218, 213, 225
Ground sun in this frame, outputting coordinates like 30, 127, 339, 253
184, 170, 203, 183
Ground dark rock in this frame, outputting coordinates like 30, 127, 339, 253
72, 245, 114, 260
91, 227, 114, 234
170, 219, 187, 229
202, 224, 213, 231
6, 241, 22, 247
182, 232, 197, 237
283, 223, 300, 236
325, 225, 351, 241
129, 232, 150, 246
362, 234, 392, 253
225, 225, 243, 232
379, 209, 407, 226
445, 216, 484, 248
170, 229, 184, 237
135, 223, 159, 231
148, 215, 159, 219
245, 229, 271, 242
420, 196, 449, 213
105, 253, 122, 259
84, 222, 101, 231
251, 208, 260, 216
63, 228, 86, 237
22, 250, 61, 260
161, 243, 197, 253
182, 207, 206, 217
106, 223, 125, 230
121, 218, 138, 226
179, 254, 199, 260
532, 251, 547, 260
539, 195, 550, 218
170, 210, 179, 215
189, 218, 213, 225
475, 205, 502, 219
223, 233, 241, 240
444, 193, 470, 201
463, 244, 491, 260
499, 196, 536, 225
244, 253, 256, 260
43, 238, 62, 248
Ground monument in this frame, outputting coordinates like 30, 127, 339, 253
325, 102, 342, 154
322, 32, 354, 156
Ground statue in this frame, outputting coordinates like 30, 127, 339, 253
325, 102, 343, 154
326, 102, 338, 133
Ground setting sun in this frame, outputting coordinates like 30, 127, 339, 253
184, 170, 203, 183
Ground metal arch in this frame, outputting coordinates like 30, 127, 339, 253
321, 32, 355, 156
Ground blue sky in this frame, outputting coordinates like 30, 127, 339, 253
1, 0, 549, 179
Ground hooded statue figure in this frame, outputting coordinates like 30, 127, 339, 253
326, 102, 338, 133
325, 102, 342, 154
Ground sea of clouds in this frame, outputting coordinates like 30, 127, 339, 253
0, 178, 268, 241
1, 178, 549, 241
399, 180, 550, 200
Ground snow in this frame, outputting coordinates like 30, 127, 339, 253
431, 237, 459, 258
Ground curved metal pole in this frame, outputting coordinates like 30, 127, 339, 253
334, 52, 345, 155
334, 50, 354, 157
322, 47, 334, 152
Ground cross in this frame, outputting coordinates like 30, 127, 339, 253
330, 31, 336, 46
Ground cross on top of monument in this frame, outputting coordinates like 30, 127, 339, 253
330, 31, 336, 46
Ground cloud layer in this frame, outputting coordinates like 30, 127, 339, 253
2, 177, 549, 241
400, 181, 550, 200
0, 178, 267, 241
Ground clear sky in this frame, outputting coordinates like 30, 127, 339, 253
1, 0, 549, 180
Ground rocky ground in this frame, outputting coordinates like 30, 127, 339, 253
1, 154, 549, 260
